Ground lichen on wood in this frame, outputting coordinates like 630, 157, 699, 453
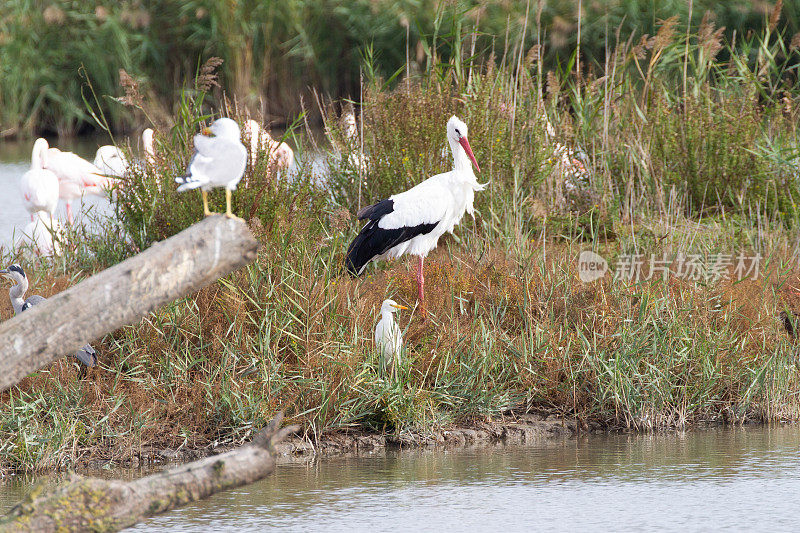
1, 413, 297, 532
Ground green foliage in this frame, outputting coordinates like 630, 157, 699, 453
3, 0, 800, 135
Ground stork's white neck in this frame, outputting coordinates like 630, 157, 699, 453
449, 139, 474, 174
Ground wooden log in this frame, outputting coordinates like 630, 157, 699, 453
0, 215, 259, 392
1, 414, 298, 532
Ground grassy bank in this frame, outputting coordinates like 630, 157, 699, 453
3, 15, 800, 473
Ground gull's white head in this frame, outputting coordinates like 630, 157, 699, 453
380, 299, 408, 315
206, 117, 241, 140
446, 115, 480, 172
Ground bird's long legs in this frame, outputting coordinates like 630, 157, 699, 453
417, 255, 425, 312
201, 190, 212, 216
225, 189, 234, 218
66, 203, 74, 225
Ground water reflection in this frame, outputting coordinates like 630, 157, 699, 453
116, 425, 800, 532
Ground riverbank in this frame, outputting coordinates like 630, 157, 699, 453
2, 18, 800, 474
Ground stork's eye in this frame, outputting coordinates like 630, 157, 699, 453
455, 128, 461, 135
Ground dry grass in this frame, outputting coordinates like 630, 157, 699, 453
4, 14, 800, 471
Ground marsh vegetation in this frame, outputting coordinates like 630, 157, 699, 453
2, 3, 800, 473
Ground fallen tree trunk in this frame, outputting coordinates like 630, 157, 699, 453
0, 215, 259, 391
1, 414, 297, 532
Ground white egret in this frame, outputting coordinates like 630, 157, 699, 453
19, 138, 59, 222
175, 117, 247, 218
345, 115, 485, 308
375, 299, 408, 372
0, 264, 97, 367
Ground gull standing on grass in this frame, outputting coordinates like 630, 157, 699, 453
175, 118, 247, 218
375, 299, 408, 373
345, 115, 485, 309
0, 264, 97, 367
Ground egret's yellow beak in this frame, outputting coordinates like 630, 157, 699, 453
391, 303, 409, 310
202, 127, 212, 136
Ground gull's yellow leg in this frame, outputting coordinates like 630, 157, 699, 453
225, 189, 234, 218
202, 190, 212, 216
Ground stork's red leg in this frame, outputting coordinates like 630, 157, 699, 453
417, 255, 425, 311
66, 203, 73, 224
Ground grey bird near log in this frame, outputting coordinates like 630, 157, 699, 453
0, 216, 258, 392
1, 264, 97, 367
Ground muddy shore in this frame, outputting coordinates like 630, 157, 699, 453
95, 413, 587, 471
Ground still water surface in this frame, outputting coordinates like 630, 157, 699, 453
4, 426, 790, 531
0, 137, 113, 251
123, 425, 799, 532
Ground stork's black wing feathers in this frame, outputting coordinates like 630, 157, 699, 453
356, 198, 395, 220
345, 199, 437, 276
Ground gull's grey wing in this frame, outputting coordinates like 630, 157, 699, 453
187, 137, 247, 189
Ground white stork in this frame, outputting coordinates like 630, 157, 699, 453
345, 115, 485, 308
43, 144, 120, 224
19, 138, 59, 223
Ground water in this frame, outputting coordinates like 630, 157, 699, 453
4, 425, 793, 531
0, 137, 114, 251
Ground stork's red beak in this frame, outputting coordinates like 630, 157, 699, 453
458, 137, 481, 172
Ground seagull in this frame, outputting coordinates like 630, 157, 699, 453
93, 145, 128, 177
375, 299, 408, 373
345, 115, 485, 308
242, 119, 294, 176
43, 144, 120, 224
175, 117, 248, 218
0, 264, 97, 367
19, 138, 59, 223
